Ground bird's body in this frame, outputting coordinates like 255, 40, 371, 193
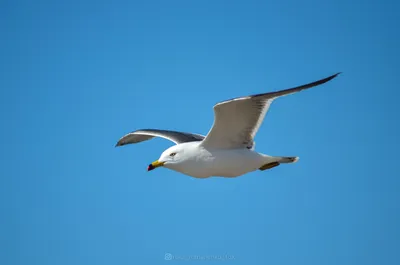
116, 73, 340, 178
160, 142, 270, 178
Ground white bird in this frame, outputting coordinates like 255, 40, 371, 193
116, 73, 340, 178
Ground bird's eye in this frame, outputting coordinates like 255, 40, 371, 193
170, 152, 176, 157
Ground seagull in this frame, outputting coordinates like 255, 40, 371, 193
116, 73, 340, 178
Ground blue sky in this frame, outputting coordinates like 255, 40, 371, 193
1, 0, 399, 264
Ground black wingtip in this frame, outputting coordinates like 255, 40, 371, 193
327, 72, 342, 80
316, 72, 341, 86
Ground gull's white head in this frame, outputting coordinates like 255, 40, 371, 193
147, 143, 189, 172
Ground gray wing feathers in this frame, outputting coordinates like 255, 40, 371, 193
200, 98, 272, 149
201, 73, 340, 149
115, 129, 205, 147
250, 72, 341, 100
217, 72, 341, 105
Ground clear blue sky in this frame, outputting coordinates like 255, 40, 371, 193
1, 0, 399, 264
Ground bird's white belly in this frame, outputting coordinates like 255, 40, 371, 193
175, 148, 266, 178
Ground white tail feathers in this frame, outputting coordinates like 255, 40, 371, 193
258, 156, 299, 171
277, 156, 299, 163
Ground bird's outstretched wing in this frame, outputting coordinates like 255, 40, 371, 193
115, 129, 205, 147
200, 73, 341, 149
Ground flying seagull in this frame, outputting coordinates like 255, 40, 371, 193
116, 73, 340, 178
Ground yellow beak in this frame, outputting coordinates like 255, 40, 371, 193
147, 160, 165, 171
